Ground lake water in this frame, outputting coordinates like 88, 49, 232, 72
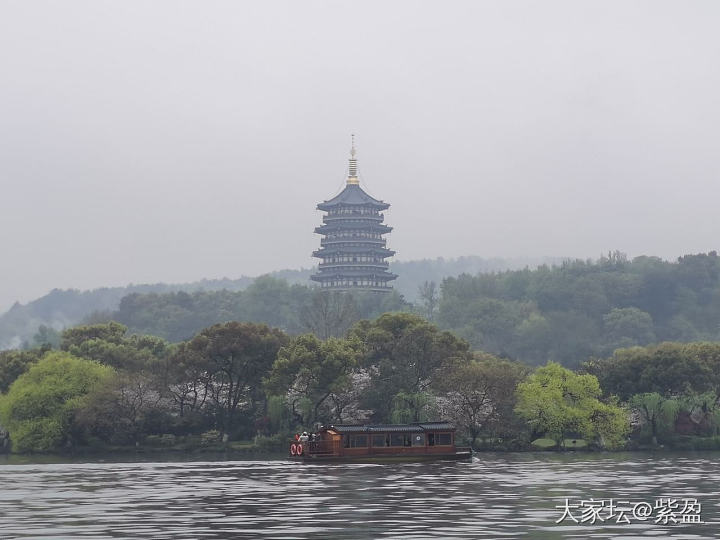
0, 452, 718, 538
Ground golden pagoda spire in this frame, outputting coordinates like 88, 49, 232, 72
347, 134, 359, 185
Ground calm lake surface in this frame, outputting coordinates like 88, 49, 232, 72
1, 452, 718, 539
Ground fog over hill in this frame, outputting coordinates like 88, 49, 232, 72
0, 256, 560, 349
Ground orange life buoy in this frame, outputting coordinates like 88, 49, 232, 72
290, 443, 297, 456
296, 444, 303, 455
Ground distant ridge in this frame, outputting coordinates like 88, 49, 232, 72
0, 256, 562, 349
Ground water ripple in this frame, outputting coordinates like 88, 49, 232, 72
0, 453, 718, 538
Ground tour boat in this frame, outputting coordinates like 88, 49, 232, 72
289, 422, 472, 462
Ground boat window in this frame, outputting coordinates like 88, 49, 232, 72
436, 433, 452, 445
390, 433, 405, 446
428, 433, 435, 446
350, 435, 367, 448
372, 435, 387, 447
412, 434, 425, 446
343, 435, 350, 448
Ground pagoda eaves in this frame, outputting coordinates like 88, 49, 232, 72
311, 141, 397, 292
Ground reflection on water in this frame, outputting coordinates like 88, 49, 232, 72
0, 453, 718, 538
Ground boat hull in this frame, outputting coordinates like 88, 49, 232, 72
290, 450, 473, 463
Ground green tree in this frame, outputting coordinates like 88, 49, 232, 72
515, 362, 629, 449
513, 313, 552, 365
434, 354, 528, 449
676, 392, 720, 437
156, 342, 211, 421
61, 321, 128, 350
586, 343, 719, 400
76, 372, 166, 445
239, 275, 309, 333
0, 351, 114, 452
389, 391, 438, 424
602, 307, 656, 351
417, 281, 439, 322
0, 348, 47, 394
189, 322, 289, 438
31, 325, 61, 349
299, 291, 359, 339
629, 392, 679, 445
265, 334, 363, 426
589, 398, 631, 450
60, 321, 170, 372
350, 312, 471, 422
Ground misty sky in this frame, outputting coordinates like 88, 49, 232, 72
1, 1, 719, 313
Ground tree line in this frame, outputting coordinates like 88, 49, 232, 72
20, 251, 717, 370
4, 311, 720, 454
0, 255, 561, 350
435, 251, 720, 366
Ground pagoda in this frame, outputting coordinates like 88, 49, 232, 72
311, 139, 397, 291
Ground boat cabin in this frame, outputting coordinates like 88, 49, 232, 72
290, 422, 470, 461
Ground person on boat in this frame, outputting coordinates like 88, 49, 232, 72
299, 431, 309, 443
294, 433, 300, 441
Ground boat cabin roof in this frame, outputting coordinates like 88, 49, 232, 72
325, 422, 455, 434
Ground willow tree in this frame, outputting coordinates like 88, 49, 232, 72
515, 362, 629, 449
629, 392, 679, 445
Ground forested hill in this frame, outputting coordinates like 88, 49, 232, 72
436, 252, 720, 366
104, 252, 720, 367
0, 256, 557, 349
0, 272, 301, 349
3, 252, 720, 368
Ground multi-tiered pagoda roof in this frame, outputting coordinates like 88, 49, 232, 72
311, 141, 397, 292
